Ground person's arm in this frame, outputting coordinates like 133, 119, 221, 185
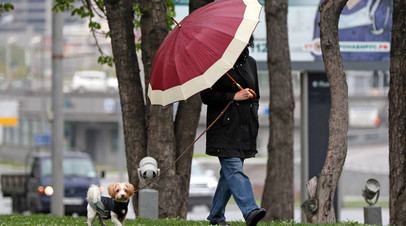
200, 86, 235, 107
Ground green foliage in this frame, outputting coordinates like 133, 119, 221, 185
133, 3, 143, 29
98, 56, 114, 67
71, 6, 94, 18
0, 214, 369, 226
52, 0, 75, 13
0, 3, 14, 16
166, 0, 176, 31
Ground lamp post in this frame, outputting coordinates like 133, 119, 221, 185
50, 1, 64, 216
363, 178, 382, 225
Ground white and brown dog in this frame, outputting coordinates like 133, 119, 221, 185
86, 183, 135, 226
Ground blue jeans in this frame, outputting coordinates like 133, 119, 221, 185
207, 157, 259, 222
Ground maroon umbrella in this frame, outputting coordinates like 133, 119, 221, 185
148, 0, 262, 105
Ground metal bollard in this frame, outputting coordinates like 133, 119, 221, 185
362, 178, 382, 225
138, 188, 159, 219
364, 205, 382, 225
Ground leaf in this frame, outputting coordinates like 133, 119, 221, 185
98, 56, 114, 67
0, 3, 15, 16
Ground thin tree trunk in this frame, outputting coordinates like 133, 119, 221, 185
173, 0, 213, 218
302, 0, 348, 223
104, 0, 206, 219
139, 0, 181, 218
262, 0, 295, 221
174, 95, 201, 218
104, 0, 146, 216
388, 1, 406, 225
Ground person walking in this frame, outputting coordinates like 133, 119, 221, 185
200, 37, 266, 226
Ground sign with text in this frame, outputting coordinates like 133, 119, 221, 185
175, 0, 392, 62
0, 100, 19, 126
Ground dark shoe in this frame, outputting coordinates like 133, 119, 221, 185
245, 208, 266, 226
210, 220, 229, 226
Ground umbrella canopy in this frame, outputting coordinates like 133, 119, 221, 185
148, 0, 262, 106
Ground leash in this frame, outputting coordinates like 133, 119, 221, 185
134, 100, 233, 192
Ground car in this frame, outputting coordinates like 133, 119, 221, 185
349, 105, 381, 128
188, 160, 218, 211
27, 151, 101, 215
71, 70, 118, 93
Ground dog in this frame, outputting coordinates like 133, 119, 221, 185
86, 183, 135, 226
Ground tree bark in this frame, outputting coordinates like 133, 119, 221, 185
104, 0, 146, 216
139, 0, 183, 218
173, 0, 213, 218
389, 1, 406, 225
262, 0, 295, 221
302, 0, 349, 223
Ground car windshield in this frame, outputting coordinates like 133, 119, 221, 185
41, 157, 97, 178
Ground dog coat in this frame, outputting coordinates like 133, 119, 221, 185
89, 196, 129, 220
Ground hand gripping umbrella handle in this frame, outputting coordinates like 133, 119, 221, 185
226, 73, 257, 99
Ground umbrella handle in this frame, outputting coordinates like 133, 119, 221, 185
226, 73, 257, 99
171, 17, 181, 28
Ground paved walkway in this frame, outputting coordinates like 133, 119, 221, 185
99, 170, 390, 225
187, 205, 390, 225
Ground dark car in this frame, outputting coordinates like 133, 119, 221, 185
26, 151, 100, 215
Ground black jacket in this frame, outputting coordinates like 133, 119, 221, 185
201, 55, 260, 158
100, 196, 129, 220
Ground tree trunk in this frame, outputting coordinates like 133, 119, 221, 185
261, 0, 295, 221
173, 0, 213, 218
302, 0, 348, 223
104, 0, 214, 219
104, 0, 146, 216
139, 0, 182, 218
173, 96, 201, 218
388, 1, 406, 225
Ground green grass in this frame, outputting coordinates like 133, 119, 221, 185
343, 200, 389, 208
0, 214, 371, 226
0, 160, 25, 168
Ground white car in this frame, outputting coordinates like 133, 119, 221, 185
349, 105, 381, 128
71, 70, 118, 93
188, 160, 218, 211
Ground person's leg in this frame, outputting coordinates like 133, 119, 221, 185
219, 157, 258, 218
207, 166, 232, 223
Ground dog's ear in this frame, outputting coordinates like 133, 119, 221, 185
107, 183, 117, 198
126, 183, 135, 196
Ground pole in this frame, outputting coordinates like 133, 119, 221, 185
300, 71, 309, 222
51, 2, 64, 216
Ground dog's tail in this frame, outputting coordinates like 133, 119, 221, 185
86, 184, 101, 204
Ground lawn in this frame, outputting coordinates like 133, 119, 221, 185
0, 214, 371, 226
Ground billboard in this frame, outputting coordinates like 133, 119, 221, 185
174, 0, 392, 63
311, 0, 392, 62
